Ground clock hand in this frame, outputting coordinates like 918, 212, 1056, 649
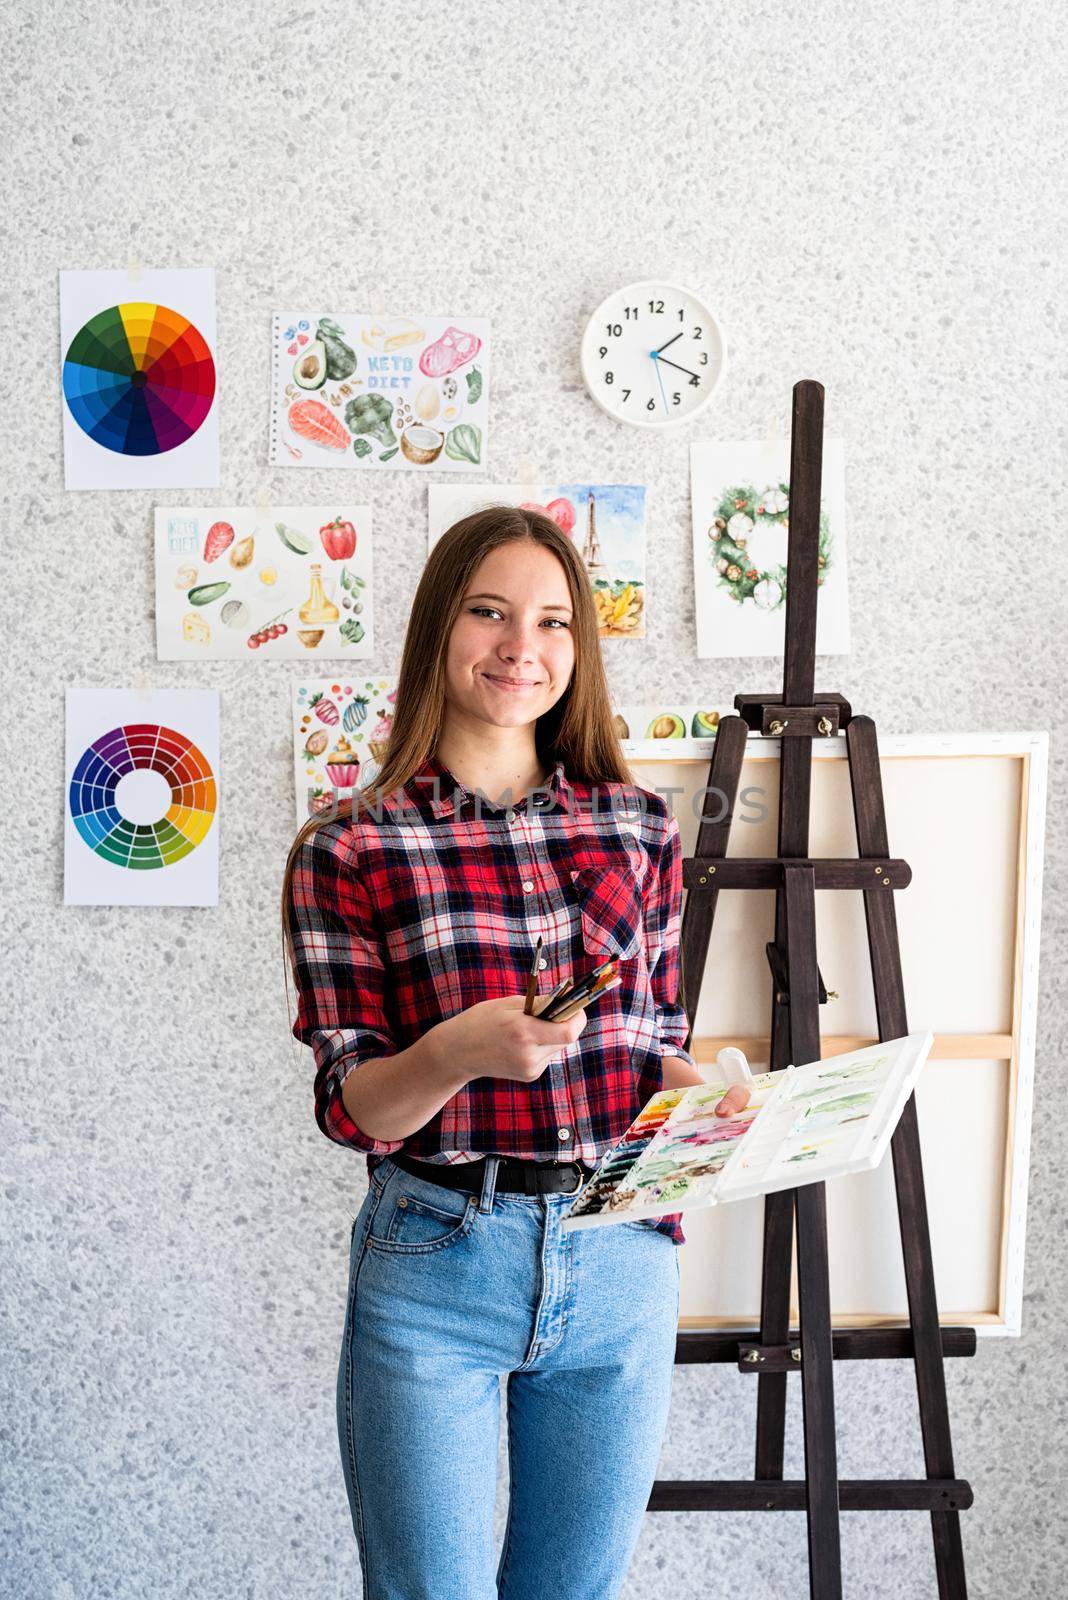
653, 331, 684, 356
656, 353, 700, 381
652, 350, 671, 416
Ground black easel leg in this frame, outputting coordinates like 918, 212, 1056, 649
847, 716, 968, 1600
755, 1189, 793, 1479
782, 863, 842, 1598
796, 1182, 843, 1600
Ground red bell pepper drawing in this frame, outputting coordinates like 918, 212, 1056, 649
319, 516, 357, 560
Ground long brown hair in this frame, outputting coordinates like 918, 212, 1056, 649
281, 504, 635, 961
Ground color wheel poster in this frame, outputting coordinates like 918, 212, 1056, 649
270, 311, 489, 471
64, 688, 220, 906
60, 268, 219, 490
690, 439, 850, 658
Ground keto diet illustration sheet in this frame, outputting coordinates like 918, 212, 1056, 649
291, 678, 397, 824
269, 312, 490, 470
429, 483, 646, 638
154, 507, 373, 660
560, 1034, 933, 1230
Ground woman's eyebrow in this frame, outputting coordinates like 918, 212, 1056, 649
465, 591, 573, 614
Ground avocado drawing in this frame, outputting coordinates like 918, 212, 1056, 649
317, 318, 357, 381
293, 340, 327, 390
646, 713, 686, 740
691, 710, 720, 737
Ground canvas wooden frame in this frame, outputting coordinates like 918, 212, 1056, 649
626, 731, 1047, 1336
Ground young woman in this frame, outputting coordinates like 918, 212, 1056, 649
283, 506, 748, 1600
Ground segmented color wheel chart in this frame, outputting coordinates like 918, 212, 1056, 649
69, 724, 217, 870
62, 302, 216, 456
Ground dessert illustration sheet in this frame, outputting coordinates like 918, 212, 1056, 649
291, 678, 397, 824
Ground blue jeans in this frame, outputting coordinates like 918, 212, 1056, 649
337, 1153, 681, 1599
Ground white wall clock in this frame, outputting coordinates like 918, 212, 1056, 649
580, 280, 726, 428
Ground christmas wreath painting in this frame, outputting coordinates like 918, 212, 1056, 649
707, 482, 832, 610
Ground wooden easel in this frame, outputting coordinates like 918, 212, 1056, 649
648, 380, 974, 1598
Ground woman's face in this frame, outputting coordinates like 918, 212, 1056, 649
444, 540, 576, 731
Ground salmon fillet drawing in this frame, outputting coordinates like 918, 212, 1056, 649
287, 399, 350, 451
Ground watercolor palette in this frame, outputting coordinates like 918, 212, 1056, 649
561, 1034, 933, 1230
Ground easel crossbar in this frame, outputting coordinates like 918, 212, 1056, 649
648, 1480, 973, 1514
673, 1328, 977, 1364
682, 858, 911, 890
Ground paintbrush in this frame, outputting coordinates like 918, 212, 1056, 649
532, 975, 570, 1017
541, 957, 618, 1022
540, 960, 616, 1021
553, 974, 622, 1023
523, 936, 544, 1015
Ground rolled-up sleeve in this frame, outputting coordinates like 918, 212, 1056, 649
643, 810, 697, 1067
287, 822, 405, 1154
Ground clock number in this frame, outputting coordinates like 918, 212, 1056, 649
646, 399, 656, 412
699, 352, 709, 366
622, 389, 631, 401
647, 299, 664, 314
692, 326, 703, 339
623, 305, 638, 319
605, 372, 613, 384
689, 375, 701, 388
677, 308, 684, 321
599, 345, 608, 359
672, 392, 681, 406
606, 322, 622, 337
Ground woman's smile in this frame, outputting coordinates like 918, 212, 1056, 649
481, 672, 544, 691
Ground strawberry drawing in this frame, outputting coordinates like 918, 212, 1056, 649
308, 693, 339, 726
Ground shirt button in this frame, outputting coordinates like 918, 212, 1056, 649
522, 880, 534, 893
538, 958, 548, 970
506, 809, 516, 822
557, 1127, 571, 1141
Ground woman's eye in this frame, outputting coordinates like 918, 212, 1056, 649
467, 607, 568, 628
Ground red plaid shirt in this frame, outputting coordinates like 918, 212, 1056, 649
287, 753, 695, 1245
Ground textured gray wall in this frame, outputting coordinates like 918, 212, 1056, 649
2, 1, 1065, 1595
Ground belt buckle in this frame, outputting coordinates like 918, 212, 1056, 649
561, 1161, 585, 1195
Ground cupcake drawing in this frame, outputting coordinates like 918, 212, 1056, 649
325, 734, 361, 789
368, 708, 394, 764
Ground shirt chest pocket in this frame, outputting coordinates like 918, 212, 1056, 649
570, 860, 644, 963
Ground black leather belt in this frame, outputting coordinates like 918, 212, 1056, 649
390, 1149, 592, 1196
